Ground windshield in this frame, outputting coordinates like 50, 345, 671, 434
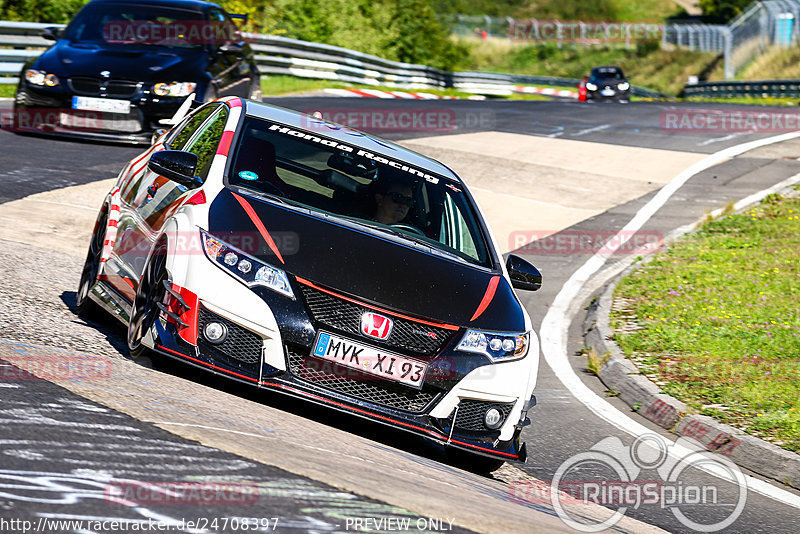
63, 3, 209, 49
227, 117, 493, 267
592, 67, 624, 79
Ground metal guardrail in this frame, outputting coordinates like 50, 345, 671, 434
0, 19, 668, 99
682, 80, 800, 98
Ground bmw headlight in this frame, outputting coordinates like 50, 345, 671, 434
153, 82, 197, 97
201, 230, 294, 299
25, 69, 60, 87
618, 82, 630, 91
585, 82, 597, 91
456, 330, 529, 362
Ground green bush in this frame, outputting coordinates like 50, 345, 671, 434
0, 0, 89, 23
264, 0, 467, 70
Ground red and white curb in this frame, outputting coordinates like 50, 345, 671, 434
514, 85, 578, 99
323, 88, 478, 100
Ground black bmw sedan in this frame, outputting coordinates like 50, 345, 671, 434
584, 66, 630, 103
13, 0, 260, 144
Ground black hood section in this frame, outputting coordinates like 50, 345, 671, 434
209, 189, 525, 331
36, 41, 209, 82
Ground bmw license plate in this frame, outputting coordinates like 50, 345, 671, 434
72, 96, 131, 114
311, 331, 428, 389
601, 88, 616, 96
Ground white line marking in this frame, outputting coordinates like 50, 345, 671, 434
573, 124, 612, 137
698, 133, 745, 146
540, 129, 800, 508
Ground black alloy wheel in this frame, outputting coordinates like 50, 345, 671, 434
76, 210, 108, 319
127, 242, 169, 359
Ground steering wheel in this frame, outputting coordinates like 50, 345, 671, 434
390, 223, 425, 237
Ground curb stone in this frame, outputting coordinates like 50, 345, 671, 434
583, 269, 800, 490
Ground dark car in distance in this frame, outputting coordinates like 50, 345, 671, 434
13, 0, 260, 144
583, 66, 630, 102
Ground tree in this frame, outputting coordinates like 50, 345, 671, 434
698, 0, 754, 23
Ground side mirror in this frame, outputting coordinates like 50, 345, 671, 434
218, 43, 243, 55
41, 27, 60, 41
148, 150, 199, 188
506, 254, 542, 291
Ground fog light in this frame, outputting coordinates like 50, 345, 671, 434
484, 407, 504, 430
203, 321, 227, 344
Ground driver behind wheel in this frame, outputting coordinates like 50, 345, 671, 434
373, 181, 414, 225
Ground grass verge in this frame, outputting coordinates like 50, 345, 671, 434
611, 192, 800, 452
0, 84, 15, 98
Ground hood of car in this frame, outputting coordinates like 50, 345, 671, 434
208, 188, 525, 331
35, 41, 209, 83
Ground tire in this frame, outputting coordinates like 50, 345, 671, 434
127, 242, 168, 360
446, 447, 505, 474
76, 211, 107, 320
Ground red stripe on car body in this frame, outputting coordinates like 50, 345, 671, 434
295, 276, 459, 331
470, 275, 501, 322
230, 192, 285, 264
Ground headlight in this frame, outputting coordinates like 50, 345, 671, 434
25, 69, 59, 87
618, 82, 630, 91
153, 82, 197, 97
585, 82, 597, 91
456, 330, 529, 362
201, 230, 295, 299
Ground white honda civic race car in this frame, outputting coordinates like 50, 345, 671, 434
77, 95, 543, 472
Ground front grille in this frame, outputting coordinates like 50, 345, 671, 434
286, 346, 439, 413
454, 400, 516, 431
198, 307, 262, 375
299, 285, 455, 356
68, 77, 141, 98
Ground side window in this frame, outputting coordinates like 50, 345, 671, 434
440, 194, 478, 260
183, 107, 229, 181
167, 104, 219, 150
207, 7, 238, 44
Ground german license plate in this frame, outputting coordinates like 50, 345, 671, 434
601, 88, 615, 96
311, 331, 427, 389
72, 96, 131, 114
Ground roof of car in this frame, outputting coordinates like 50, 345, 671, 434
243, 101, 461, 182
88, 0, 219, 10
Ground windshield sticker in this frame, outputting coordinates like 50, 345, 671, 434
238, 170, 259, 181
267, 123, 443, 185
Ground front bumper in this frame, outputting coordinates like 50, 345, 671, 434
586, 89, 630, 101
147, 249, 536, 461
9, 83, 188, 144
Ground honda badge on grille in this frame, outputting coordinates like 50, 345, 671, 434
360, 312, 393, 340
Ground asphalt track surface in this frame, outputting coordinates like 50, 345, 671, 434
2, 98, 800, 533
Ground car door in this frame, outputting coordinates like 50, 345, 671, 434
108, 104, 227, 300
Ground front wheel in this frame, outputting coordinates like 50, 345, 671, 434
76, 211, 107, 320
127, 243, 168, 360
